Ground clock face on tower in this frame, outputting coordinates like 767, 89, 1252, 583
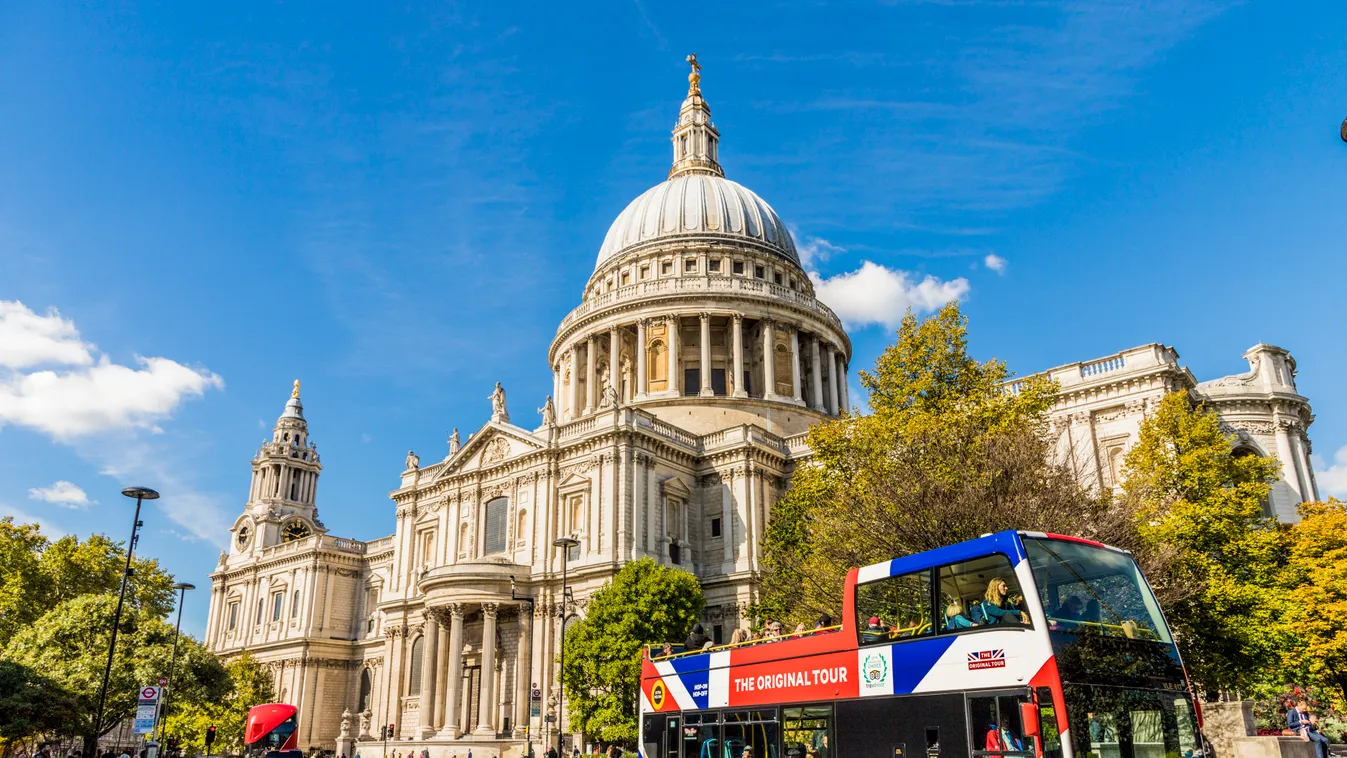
281, 519, 312, 543
236, 525, 251, 549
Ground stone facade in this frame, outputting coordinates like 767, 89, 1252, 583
204, 65, 1318, 757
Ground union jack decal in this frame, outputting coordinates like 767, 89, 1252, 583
968, 649, 1006, 670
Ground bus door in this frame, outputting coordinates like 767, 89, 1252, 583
642, 714, 683, 758
783, 706, 833, 758
968, 691, 1035, 758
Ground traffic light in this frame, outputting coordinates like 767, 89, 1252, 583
205, 726, 216, 750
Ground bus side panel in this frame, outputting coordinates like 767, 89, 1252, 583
837, 693, 968, 758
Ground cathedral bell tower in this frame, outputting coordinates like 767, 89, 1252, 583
229, 380, 325, 556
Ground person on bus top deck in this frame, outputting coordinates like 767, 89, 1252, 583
945, 600, 978, 630
982, 578, 1024, 625
814, 614, 832, 631
1055, 596, 1085, 622
685, 623, 709, 650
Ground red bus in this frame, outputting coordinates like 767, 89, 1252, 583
641, 531, 1203, 758
245, 704, 300, 757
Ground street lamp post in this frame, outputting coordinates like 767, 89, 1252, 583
551, 537, 579, 757
90, 486, 159, 758
155, 582, 195, 747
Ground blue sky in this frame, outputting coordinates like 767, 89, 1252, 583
2, 1, 1345, 637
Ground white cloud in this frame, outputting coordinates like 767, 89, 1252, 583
984, 254, 1008, 274
0, 301, 94, 369
93, 440, 231, 546
809, 261, 970, 330
28, 480, 94, 509
0, 502, 68, 537
0, 301, 223, 441
794, 232, 846, 269
1313, 445, 1347, 499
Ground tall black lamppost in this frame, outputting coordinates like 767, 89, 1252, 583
551, 536, 579, 756
91, 486, 159, 758
155, 582, 195, 747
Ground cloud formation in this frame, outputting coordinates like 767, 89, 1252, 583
0, 502, 67, 537
28, 480, 94, 509
984, 254, 1008, 274
810, 261, 969, 330
0, 301, 223, 440
1313, 445, 1347, 499
795, 232, 846, 269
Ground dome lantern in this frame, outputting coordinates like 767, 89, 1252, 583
669, 54, 723, 180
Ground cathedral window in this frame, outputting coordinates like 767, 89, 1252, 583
647, 340, 667, 391
358, 669, 373, 712
640, 266, 649, 280
291, 589, 301, 618
684, 258, 697, 273
621, 271, 631, 285
708, 259, 721, 273
484, 497, 508, 555
710, 517, 722, 538
408, 636, 424, 693
255, 599, 263, 625
516, 509, 528, 547
228, 602, 239, 630
733, 261, 744, 275
271, 592, 283, 622
754, 265, 765, 279
774, 271, 783, 285
458, 522, 470, 558
661, 261, 672, 275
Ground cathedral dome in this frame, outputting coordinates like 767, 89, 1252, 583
595, 173, 798, 268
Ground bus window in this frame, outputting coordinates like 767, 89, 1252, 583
1023, 538, 1168, 641
783, 706, 832, 758
723, 711, 780, 758
938, 555, 1029, 632
1035, 687, 1062, 758
968, 693, 1033, 757
685, 722, 719, 758
856, 570, 934, 644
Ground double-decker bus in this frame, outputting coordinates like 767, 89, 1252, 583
244, 704, 299, 758
640, 531, 1202, 758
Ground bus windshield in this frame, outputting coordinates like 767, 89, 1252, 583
1023, 538, 1171, 643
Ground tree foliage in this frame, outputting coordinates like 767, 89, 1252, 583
560, 558, 704, 744
1282, 499, 1347, 709
1119, 390, 1289, 695
0, 660, 82, 748
164, 653, 276, 753
759, 303, 1134, 624
2, 594, 229, 748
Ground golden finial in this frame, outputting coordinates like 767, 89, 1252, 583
292, 379, 301, 398
686, 53, 702, 95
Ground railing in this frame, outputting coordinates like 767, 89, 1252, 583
364, 536, 396, 554
648, 417, 699, 449
322, 535, 367, 554
1080, 355, 1125, 377
783, 432, 811, 455
558, 415, 598, 441
555, 275, 846, 336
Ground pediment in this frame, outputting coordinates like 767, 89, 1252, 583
558, 472, 591, 490
662, 476, 691, 499
429, 422, 546, 482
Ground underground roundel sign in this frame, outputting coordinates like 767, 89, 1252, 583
650, 681, 667, 709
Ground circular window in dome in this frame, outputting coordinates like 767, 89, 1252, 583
281, 520, 312, 543
236, 525, 251, 549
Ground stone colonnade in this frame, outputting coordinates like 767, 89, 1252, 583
412, 601, 532, 740
554, 312, 848, 420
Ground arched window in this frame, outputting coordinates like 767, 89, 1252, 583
648, 340, 666, 392
408, 636, 424, 693
358, 668, 372, 712
773, 342, 793, 395
458, 522, 470, 558
291, 589, 301, 617
516, 509, 528, 546
484, 497, 508, 555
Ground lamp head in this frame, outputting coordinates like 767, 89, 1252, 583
121, 486, 160, 500
552, 536, 579, 549
173, 582, 196, 591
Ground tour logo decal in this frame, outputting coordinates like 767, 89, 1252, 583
651, 680, 667, 709
863, 653, 889, 686
858, 648, 892, 696
968, 649, 1006, 670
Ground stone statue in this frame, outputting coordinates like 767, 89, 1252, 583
490, 382, 509, 422
359, 709, 371, 739
448, 428, 461, 455
339, 709, 352, 739
405, 450, 420, 470
601, 385, 619, 409
539, 395, 556, 426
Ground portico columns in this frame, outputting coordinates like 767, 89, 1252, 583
731, 315, 747, 398
568, 346, 580, 421
789, 326, 803, 404
825, 343, 839, 416
699, 313, 713, 397
636, 319, 648, 399
585, 338, 597, 414
667, 315, 681, 396
609, 326, 621, 405
837, 353, 849, 413
438, 604, 465, 738
416, 614, 440, 738
513, 605, 532, 737
433, 617, 450, 731
809, 336, 824, 412
762, 319, 776, 399
474, 603, 500, 735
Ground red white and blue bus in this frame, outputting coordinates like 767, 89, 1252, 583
640, 531, 1202, 758
244, 704, 300, 758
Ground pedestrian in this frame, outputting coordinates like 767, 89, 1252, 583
547, 745, 558, 758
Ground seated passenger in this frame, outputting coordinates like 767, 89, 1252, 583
981, 578, 1025, 625
814, 614, 833, 632
1083, 599, 1101, 623
1056, 596, 1085, 622
861, 615, 887, 643
684, 623, 709, 650
945, 601, 978, 630
729, 627, 750, 645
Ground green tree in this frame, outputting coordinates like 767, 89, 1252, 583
0, 518, 53, 644
1120, 390, 1289, 695
1283, 499, 1347, 708
165, 653, 276, 753
0, 660, 82, 750
3, 594, 229, 752
560, 558, 704, 744
759, 303, 1133, 624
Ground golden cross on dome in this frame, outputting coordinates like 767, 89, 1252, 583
292, 379, 301, 398
686, 53, 701, 95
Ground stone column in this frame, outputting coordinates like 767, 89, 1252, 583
433, 615, 450, 731
825, 344, 839, 416
699, 312, 714, 397
1289, 428, 1318, 502
416, 614, 440, 738
762, 319, 776, 399
585, 336, 597, 414
513, 606, 532, 737
721, 471, 734, 568
789, 326, 803, 403
1273, 414, 1303, 501
837, 353, 849, 412
475, 603, 499, 735
731, 314, 747, 398
667, 315, 681, 396
809, 336, 824, 411
568, 345, 580, 421
608, 326, 620, 404
636, 319, 648, 399
438, 605, 465, 738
